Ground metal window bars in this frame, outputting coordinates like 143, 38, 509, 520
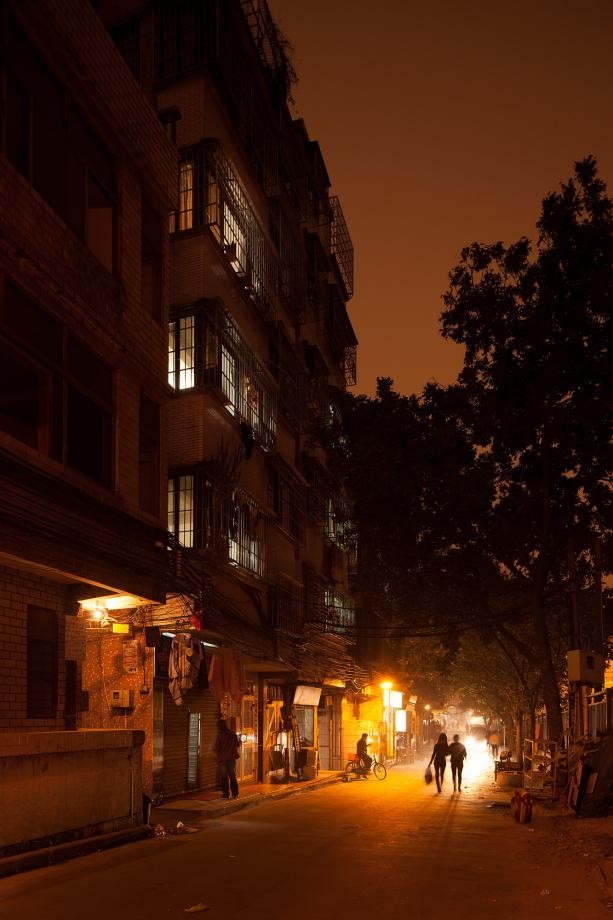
155, 0, 208, 81
200, 300, 277, 448
171, 143, 281, 322
269, 579, 305, 636
168, 472, 268, 578
329, 195, 354, 299
240, 0, 294, 98
269, 323, 308, 432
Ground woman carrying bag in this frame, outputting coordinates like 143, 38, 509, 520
428, 732, 450, 793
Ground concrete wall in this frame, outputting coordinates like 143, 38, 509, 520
0, 729, 144, 855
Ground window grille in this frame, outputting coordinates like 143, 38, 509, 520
324, 494, 354, 550
171, 143, 280, 322
168, 315, 196, 390
270, 580, 305, 635
228, 491, 266, 576
269, 324, 308, 432
169, 302, 277, 448
268, 463, 307, 545
330, 195, 354, 299
168, 474, 268, 577
168, 474, 195, 549
324, 588, 356, 630
155, 0, 208, 80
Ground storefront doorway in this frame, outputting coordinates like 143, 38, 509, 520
236, 689, 257, 785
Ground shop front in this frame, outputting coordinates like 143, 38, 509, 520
263, 682, 322, 782
382, 687, 404, 764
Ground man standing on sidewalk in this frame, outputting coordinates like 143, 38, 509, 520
448, 734, 467, 792
213, 719, 241, 799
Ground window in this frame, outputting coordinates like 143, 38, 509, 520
168, 474, 195, 548
168, 303, 277, 448
2, 15, 116, 270
167, 472, 266, 574
0, 282, 113, 485
86, 174, 114, 272
168, 316, 196, 390
324, 589, 356, 630
156, 0, 207, 80
169, 143, 279, 321
142, 198, 163, 323
139, 393, 160, 515
27, 606, 58, 718
170, 156, 195, 232
5, 72, 30, 176
0, 339, 47, 450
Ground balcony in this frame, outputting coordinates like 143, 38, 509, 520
329, 195, 354, 299
168, 300, 277, 449
170, 142, 280, 321
168, 472, 269, 578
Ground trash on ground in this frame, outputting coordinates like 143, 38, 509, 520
540, 889, 551, 896
184, 904, 211, 913
153, 824, 166, 837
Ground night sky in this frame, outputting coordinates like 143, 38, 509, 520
270, 0, 613, 397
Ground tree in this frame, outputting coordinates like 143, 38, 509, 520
337, 158, 612, 742
440, 156, 612, 739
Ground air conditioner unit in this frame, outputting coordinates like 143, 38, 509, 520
567, 650, 605, 685
111, 688, 135, 708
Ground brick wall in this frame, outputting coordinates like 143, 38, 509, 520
81, 631, 155, 794
0, 563, 70, 733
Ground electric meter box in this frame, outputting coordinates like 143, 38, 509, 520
111, 688, 135, 708
567, 650, 605, 685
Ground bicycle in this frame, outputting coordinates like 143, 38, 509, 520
343, 752, 387, 781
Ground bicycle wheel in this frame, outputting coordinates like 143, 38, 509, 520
344, 762, 354, 776
373, 762, 387, 780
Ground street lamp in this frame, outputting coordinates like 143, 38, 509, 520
424, 705, 432, 742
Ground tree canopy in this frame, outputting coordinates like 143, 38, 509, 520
338, 157, 612, 741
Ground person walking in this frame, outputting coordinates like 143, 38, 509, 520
428, 732, 450, 793
448, 734, 467, 791
489, 728, 502, 760
213, 718, 241, 799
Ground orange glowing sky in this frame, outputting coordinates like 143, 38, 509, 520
270, 0, 613, 397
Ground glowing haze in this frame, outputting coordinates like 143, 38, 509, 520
270, 0, 613, 396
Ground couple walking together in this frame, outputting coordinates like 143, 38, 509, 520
428, 733, 466, 793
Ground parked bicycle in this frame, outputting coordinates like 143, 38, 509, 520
343, 752, 387, 781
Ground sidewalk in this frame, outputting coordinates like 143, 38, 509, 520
0, 770, 345, 879
151, 769, 345, 829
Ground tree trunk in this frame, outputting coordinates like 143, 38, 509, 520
532, 599, 563, 741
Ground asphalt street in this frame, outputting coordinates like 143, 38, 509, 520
0, 741, 609, 920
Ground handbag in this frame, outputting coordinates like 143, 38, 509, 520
424, 765, 433, 785
269, 746, 284, 771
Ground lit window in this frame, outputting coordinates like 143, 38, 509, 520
168, 316, 196, 390
168, 475, 194, 548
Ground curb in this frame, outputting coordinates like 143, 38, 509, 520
154, 771, 346, 822
0, 825, 150, 879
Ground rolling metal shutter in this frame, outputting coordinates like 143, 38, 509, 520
162, 688, 219, 799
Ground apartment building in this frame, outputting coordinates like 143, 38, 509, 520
90, 0, 365, 799
0, 0, 177, 851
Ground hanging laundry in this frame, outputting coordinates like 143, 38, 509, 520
207, 648, 247, 705
168, 634, 203, 706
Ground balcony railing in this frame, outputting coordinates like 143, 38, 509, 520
168, 473, 268, 577
330, 195, 354, 299
171, 142, 280, 321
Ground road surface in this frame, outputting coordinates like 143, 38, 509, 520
1, 741, 608, 919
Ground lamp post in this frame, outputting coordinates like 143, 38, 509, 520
425, 705, 431, 743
